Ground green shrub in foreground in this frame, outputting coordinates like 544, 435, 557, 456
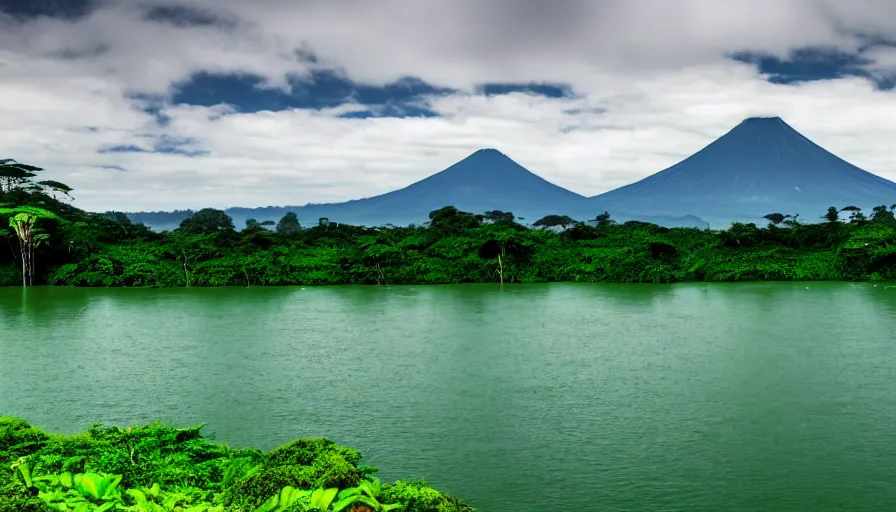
0, 417, 474, 512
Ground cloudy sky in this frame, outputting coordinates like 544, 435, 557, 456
3, 0, 896, 212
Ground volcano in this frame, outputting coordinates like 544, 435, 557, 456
316, 148, 588, 225
223, 149, 587, 227
213, 149, 706, 229
582, 117, 896, 227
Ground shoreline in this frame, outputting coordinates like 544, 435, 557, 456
3, 277, 894, 289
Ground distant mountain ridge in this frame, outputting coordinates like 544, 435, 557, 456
580, 117, 896, 227
123, 116, 896, 231
126, 148, 707, 230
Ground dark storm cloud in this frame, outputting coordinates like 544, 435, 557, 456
0, 0, 97, 19
143, 4, 236, 28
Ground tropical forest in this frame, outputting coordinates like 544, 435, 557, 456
2, 159, 896, 289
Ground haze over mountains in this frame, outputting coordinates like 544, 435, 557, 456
125, 116, 896, 230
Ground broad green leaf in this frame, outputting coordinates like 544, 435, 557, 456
278, 486, 310, 508
14, 459, 32, 487
38, 489, 66, 503
73, 473, 104, 500
352, 495, 381, 508
126, 488, 148, 504
309, 487, 338, 508
331, 495, 358, 512
336, 486, 361, 500
105, 474, 122, 496
94, 502, 116, 512
253, 494, 279, 512
184, 505, 213, 512
359, 478, 381, 498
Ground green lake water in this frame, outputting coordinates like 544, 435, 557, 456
2, 282, 896, 511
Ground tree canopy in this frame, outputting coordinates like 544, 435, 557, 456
102, 211, 133, 226
0, 159, 44, 193
533, 214, 575, 229
178, 208, 235, 235
275, 212, 301, 235
483, 210, 515, 223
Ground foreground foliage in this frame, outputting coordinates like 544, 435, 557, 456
2, 158, 896, 287
0, 417, 474, 512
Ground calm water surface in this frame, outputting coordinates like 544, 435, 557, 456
2, 282, 896, 511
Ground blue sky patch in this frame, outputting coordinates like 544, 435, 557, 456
732, 45, 893, 90
169, 71, 581, 117
338, 104, 440, 119
477, 83, 574, 98
99, 137, 207, 157
169, 71, 454, 113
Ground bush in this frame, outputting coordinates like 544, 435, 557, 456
0, 468, 54, 512
225, 438, 374, 509
0, 417, 49, 462
0, 264, 20, 286
382, 480, 476, 512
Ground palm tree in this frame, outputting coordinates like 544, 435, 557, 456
36, 180, 74, 201
0, 206, 59, 286
840, 206, 867, 223
822, 206, 839, 223
0, 159, 43, 194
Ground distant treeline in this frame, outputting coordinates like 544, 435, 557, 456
2, 158, 896, 287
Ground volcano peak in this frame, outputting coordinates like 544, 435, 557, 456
743, 116, 783, 121
465, 148, 509, 161
584, 116, 896, 226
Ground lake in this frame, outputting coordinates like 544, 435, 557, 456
2, 282, 896, 511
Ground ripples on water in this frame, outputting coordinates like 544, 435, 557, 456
2, 282, 896, 511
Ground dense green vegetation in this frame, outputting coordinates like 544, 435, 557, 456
0, 416, 473, 512
2, 158, 896, 287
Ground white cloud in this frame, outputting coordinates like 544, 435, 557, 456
863, 46, 896, 80
2, 0, 896, 212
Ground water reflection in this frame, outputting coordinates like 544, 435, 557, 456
0, 286, 91, 321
